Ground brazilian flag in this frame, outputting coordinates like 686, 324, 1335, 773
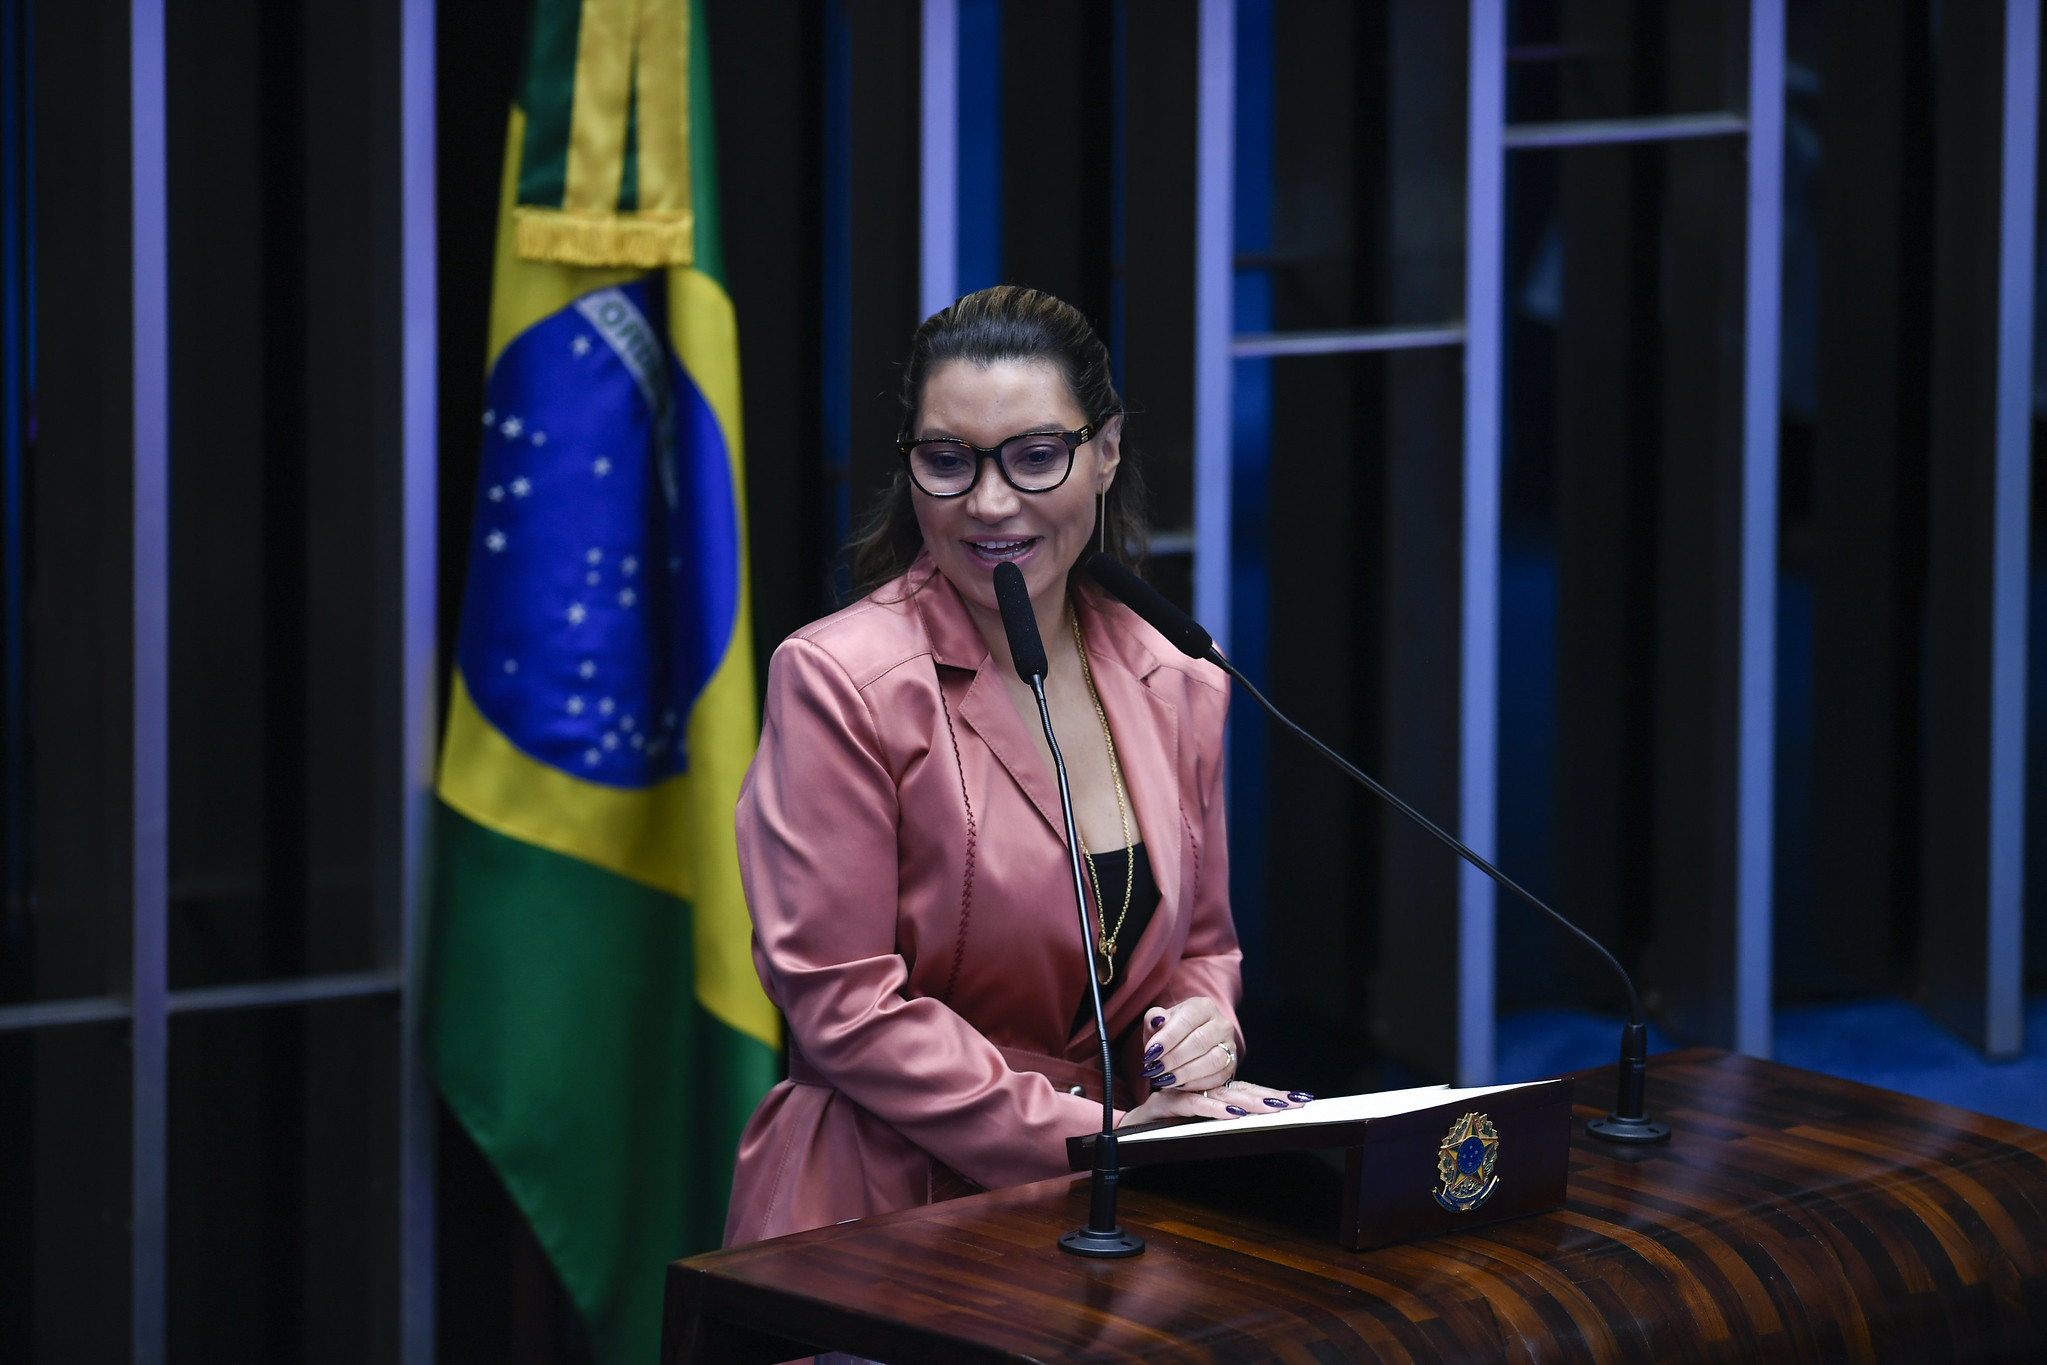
425, 2, 779, 1362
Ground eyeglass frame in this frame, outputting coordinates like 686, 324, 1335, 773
894, 417, 1117, 498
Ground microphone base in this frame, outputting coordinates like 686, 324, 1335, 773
1059, 1225, 1145, 1258
1586, 1112, 1672, 1145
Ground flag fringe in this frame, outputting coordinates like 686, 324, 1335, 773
513, 206, 696, 268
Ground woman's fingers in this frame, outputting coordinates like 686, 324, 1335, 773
1119, 1085, 1243, 1128
1139, 1004, 1200, 1076
1157, 1020, 1231, 1089
1141, 999, 1235, 1090
1117, 1078, 1313, 1129
1217, 1078, 1305, 1111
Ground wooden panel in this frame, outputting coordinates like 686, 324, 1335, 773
1644, 1, 1755, 1049
700, 1, 828, 673
998, 0, 1115, 324
1804, 0, 1930, 1000
1922, 0, 2028, 1055
845, 0, 922, 529
26, 0, 140, 1356
669, 1050, 2047, 1362
1373, 0, 1469, 1080
1120, 0, 1196, 545
1550, 0, 1659, 1016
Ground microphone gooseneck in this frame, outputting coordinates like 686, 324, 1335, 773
991, 562, 1146, 1255
1084, 552, 1670, 1145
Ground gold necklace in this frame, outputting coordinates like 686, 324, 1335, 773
1071, 611, 1135, 986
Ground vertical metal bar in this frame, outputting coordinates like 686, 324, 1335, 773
396, 0, 439, 1356
1457, 0, 1504, 1087
1736, 0, 1785, 1059
1193, 0, 1234, 650
1988, 0, 2036, 1058
919, 0, 957, 319
128, 1, 169, 1360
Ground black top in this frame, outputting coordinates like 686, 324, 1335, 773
1069, 841, 1162, 1036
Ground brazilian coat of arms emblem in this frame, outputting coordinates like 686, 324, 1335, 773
1434, 1111, 1500, 1212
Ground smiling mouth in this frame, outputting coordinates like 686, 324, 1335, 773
964, 537, 1040, 564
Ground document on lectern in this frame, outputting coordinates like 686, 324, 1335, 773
1121, 1081, 1546, 1146
1067, 1075, 1577, 1251
1069, 1077, 1567, 1171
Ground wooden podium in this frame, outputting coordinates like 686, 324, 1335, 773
664, 1050, 2047, 1363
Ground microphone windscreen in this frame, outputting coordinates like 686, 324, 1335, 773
992, 562, 1050, 681
1084, 552, 1214, 659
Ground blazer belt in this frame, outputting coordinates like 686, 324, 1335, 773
786, 1041, 1120, 1105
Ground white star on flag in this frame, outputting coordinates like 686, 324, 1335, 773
567, 602, 587, 625
584, 748, 601, 766
502, 659, 518, 674
487, 485, 505, 502
602, 732, 619, 751
619, 715, 635, 732
567, 696, 585, 715
510, 477, 532, 497
586, 548, 603, 564
630, 732, 645, 749
485, 530, 506, 553
500, 415, 524, 438
572, 335, 591, 356
578, 660, 596, 679
621, 555, 639, 576
482, 408, 495, 425
531, 431, 547, 446
598, 697, 615, 715
617, 588, 637, 608
593, 457, 612, 477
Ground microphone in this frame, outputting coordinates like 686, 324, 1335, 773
991, 562, 1146, 1256
1085, 552, 1669, 1144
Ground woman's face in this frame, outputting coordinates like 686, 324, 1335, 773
910, 357, 1122, 620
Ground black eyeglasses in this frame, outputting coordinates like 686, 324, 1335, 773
896, 422, 1105, 498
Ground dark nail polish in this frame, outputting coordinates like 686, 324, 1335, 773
1288, 1091, 1315, 1103
1143, 1043, 1163, 1062
1150, 1015, 1165, 1029
1156, 1073, 1176, 1087
1141, 1061, 1163, 1078
1225, 1105, 1248, 1116
1263, 1097, 1289, 1108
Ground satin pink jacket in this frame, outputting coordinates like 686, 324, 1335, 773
723, 560, 1244, 1246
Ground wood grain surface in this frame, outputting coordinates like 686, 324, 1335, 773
665, 1050, 2047, 1363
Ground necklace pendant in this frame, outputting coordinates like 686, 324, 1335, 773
1095, 954, 1115, 987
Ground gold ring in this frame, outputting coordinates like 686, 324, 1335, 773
1214, 1039, 1236, 1073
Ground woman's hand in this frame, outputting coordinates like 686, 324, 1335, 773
1117, 1076, 1307, 1128
1115, 998, 1316, 1127
1139, 997, 1243, 1094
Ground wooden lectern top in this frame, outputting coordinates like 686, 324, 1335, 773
666, 1050, 2047, 1363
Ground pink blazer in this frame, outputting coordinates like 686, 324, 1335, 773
723, 558, 1244, 1245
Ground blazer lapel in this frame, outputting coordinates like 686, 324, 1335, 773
956, 669, 1068, 838
1071, 593, 1184, 1041
914, 565, 1068, 840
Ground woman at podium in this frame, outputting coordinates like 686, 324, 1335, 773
724, 287, 1303, 1246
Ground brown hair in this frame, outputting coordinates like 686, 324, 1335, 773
845, 285, 1147, 598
